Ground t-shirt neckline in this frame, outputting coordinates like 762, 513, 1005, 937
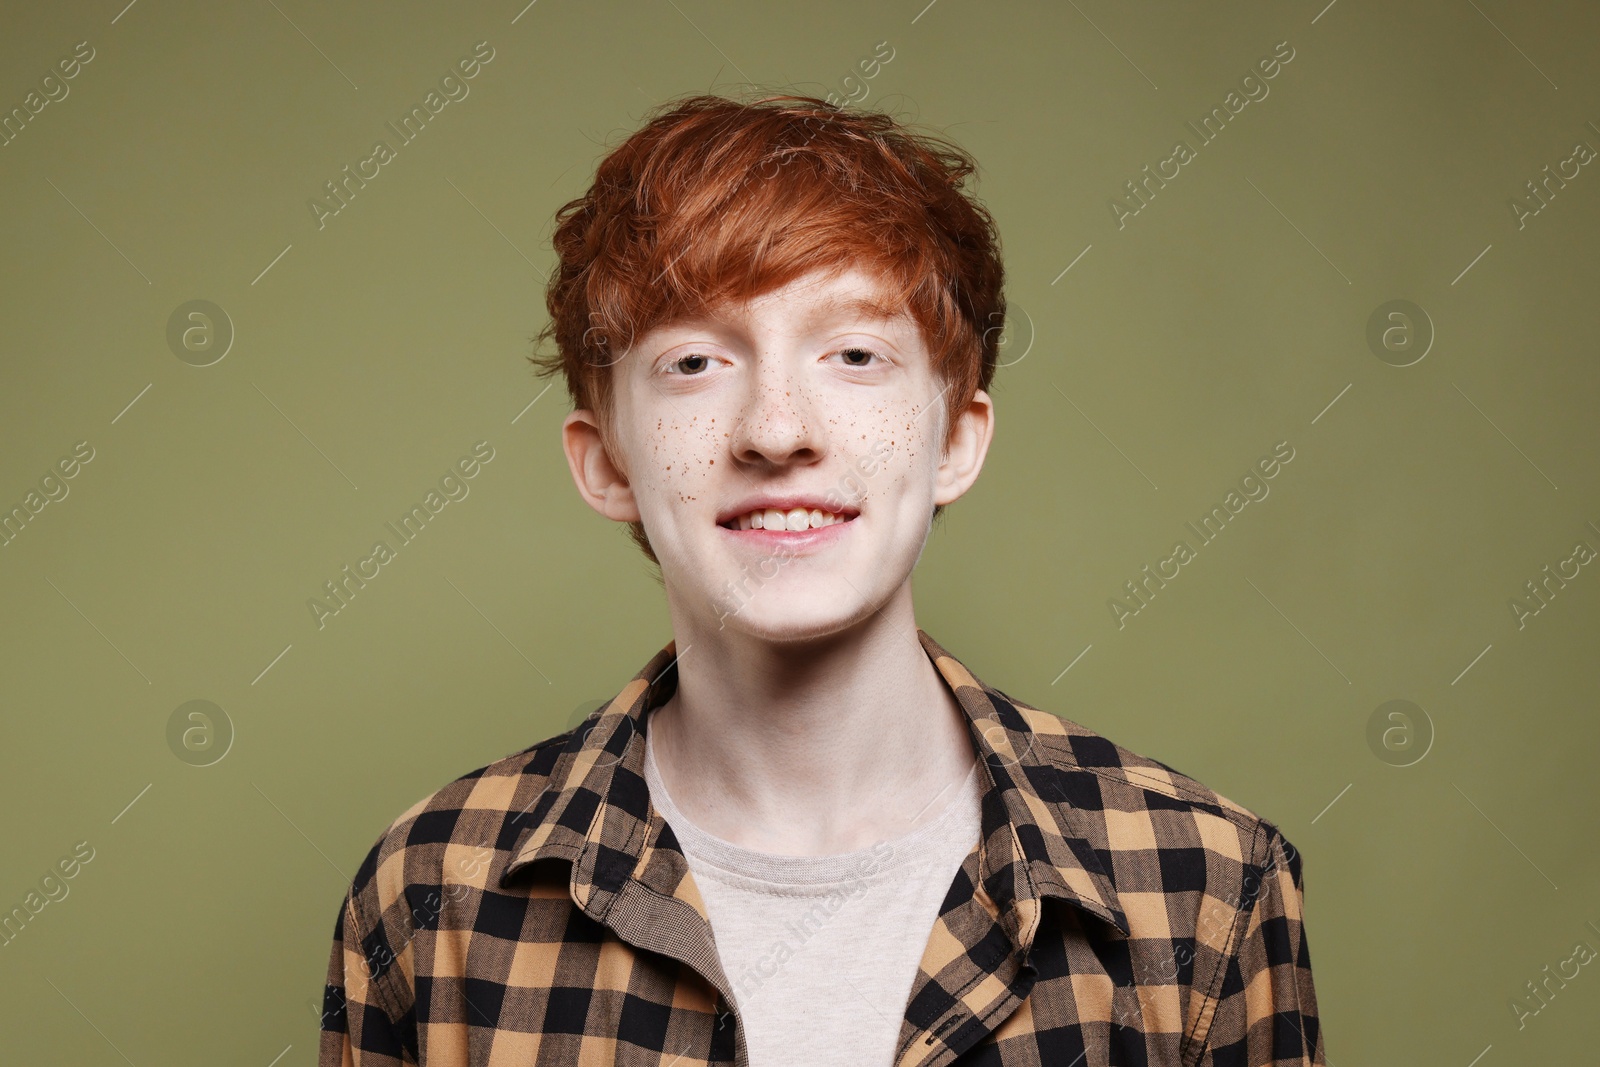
641, 709, 983, 890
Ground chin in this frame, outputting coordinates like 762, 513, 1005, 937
707, 581, 881, 643
714, 611, 867, 645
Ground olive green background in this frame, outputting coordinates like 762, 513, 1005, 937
2, 0, 1597, 1062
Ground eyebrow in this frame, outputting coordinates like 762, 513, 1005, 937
803, 292, 908, 325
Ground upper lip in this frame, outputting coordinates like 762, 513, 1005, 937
716, 495, 861, 526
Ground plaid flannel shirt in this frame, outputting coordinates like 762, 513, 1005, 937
320, 628, 1325, 1066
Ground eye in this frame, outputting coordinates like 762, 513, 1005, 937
664, 352, 716, 375
832, 346, 882, 368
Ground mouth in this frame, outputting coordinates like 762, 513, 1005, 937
717, 506, 858, 532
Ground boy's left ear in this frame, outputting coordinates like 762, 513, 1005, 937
933, 388, 994, 506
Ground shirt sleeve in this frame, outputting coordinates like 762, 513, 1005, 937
1193, 828, 1325, 1067
318, 887, 416, 1066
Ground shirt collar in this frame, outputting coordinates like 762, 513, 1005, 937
500, 628, 1130, 941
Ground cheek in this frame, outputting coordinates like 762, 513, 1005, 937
841, 399, 937, 493
635, 415, 725, 509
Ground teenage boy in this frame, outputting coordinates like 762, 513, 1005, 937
320, 93, 1325, 1067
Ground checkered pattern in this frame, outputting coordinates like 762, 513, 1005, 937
319, 629, 1324, 1066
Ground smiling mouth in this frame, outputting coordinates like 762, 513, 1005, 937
718, 507, 856, 532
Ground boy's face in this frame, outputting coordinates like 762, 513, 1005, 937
561, 264, 993, 644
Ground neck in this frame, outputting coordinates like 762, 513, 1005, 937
646, 585, 979, 855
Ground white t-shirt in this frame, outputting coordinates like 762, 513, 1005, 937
641, 716, 984, 1066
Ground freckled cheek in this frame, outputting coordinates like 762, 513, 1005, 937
636, 424, 720, 510
882, 432, 940, 498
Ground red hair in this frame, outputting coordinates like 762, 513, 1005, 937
529, 91, 1006, 562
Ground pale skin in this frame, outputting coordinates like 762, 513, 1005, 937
561, 264, 995, 855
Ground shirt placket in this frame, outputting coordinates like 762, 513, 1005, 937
891, 826, 1042, 1067
568, 723, 748, 1066
588, 833, 746, 1063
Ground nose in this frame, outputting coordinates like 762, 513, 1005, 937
728, 355, 823, 468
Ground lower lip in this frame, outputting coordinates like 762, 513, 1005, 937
717, 516, 856, 550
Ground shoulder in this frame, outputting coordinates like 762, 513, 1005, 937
343, 729, 578, 925
990, 682, 1303, 885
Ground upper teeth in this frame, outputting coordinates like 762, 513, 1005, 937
730, 507, 846, 531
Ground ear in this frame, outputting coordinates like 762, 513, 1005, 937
561, 409, 641, 521
933, 388, 994, 506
